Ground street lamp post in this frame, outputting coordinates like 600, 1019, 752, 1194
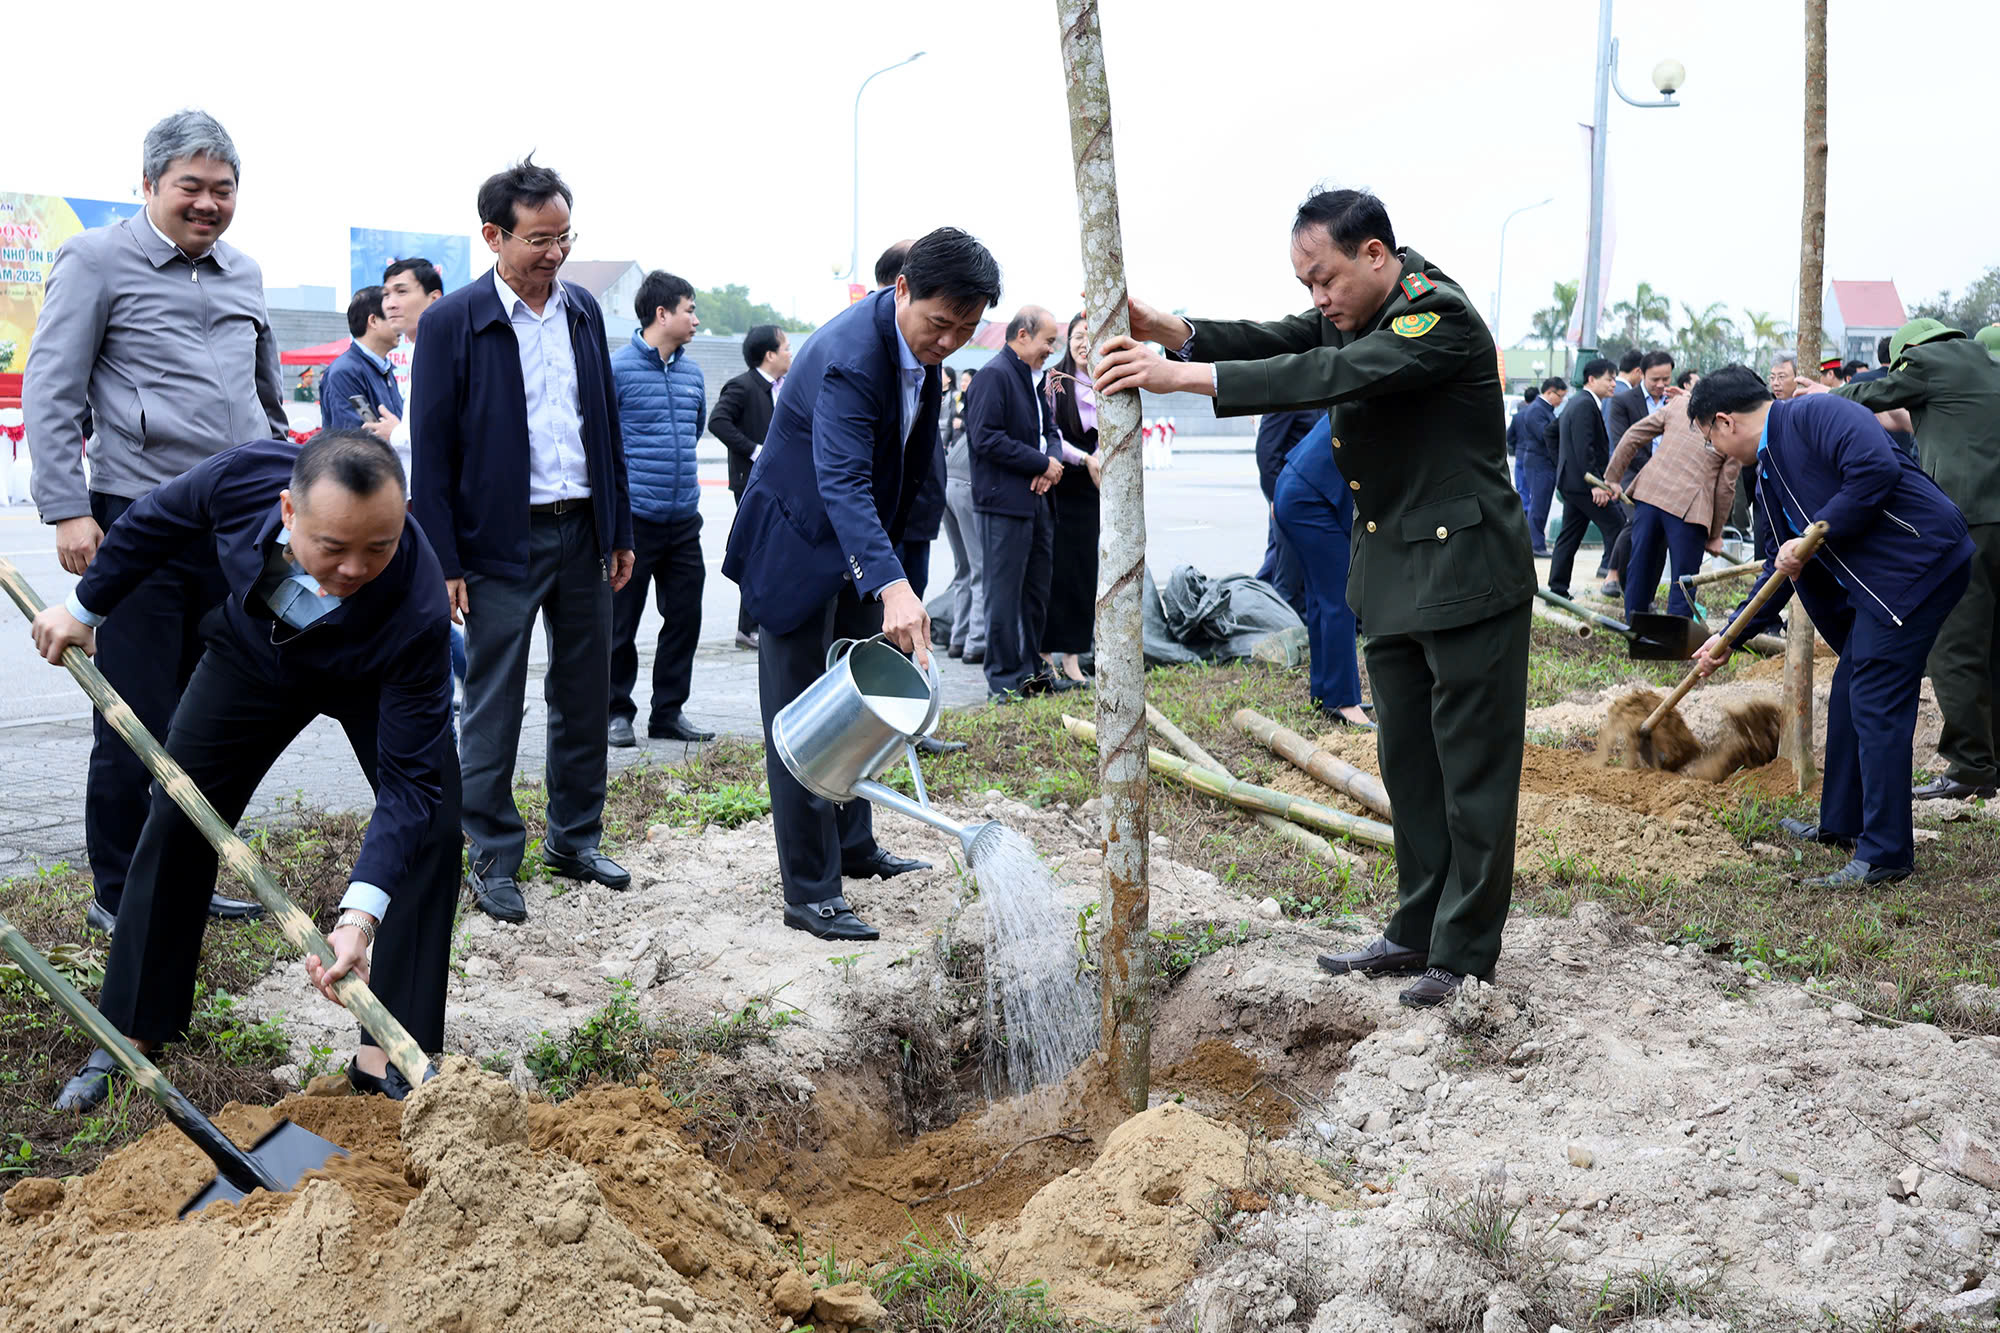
844, 51, 926, 285
1493, 196, 1553, 342
1578, 0, 1683, 356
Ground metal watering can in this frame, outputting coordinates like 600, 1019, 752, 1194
771, 634, 1005, 865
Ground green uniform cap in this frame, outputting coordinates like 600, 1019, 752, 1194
1890, 317, 1964, 363
1974, 324, 2000, 364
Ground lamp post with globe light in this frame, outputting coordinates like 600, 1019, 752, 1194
1578, 0, 1684, 357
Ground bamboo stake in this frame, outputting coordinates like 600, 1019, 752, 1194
0, 557, 434, 1089
1531, 602, 1593, 639
1233, 709, 1394, 821
1058, 0, 1150, 1112
1143, 703, 1358, 868
1062, 715, 1395, 849
1785, 0, 1828, 795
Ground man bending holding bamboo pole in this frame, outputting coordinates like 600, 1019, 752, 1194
1092, 189, 1535, 1007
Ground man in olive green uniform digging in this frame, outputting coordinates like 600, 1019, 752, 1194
1095, 187, 1535, 1007
1838, 317, 2000, 802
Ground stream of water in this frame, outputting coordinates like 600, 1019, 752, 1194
969, 827, 1100, 1101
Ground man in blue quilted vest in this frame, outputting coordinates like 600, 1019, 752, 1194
608, 270, 716, 746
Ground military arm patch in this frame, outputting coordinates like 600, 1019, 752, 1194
1391, 312, 1439, 338
1400, 272, 1436, 300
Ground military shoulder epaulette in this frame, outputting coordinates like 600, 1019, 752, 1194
1400, 272, 1436, 301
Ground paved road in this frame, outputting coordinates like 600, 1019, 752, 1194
0, 455, 1270, 876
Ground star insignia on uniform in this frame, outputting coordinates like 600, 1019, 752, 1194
1391, 312, 1440, 338
1400, 273, 1435, 300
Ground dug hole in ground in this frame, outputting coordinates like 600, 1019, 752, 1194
5, 686, 2000, 1332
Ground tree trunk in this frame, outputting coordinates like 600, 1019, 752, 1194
1782, 0, 1828, 795
1055, 0, 1150, 1112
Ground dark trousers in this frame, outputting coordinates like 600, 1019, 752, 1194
1623, 501, 1709, 620
898, 539, 933, 599
730, 486, 756, 636
1520, 456, 1556, 555
1368, 601, 1531, 979
758, 586, 883, 906
1547, 486, 1625, 596
97, 647, 462, 1051
981, 502, 1055, 695
1930, 524, 2000, 787
1274, 465, 1362, 709
1257, 513, 1307, 616
610, 511, 705, 728
1818, 561, 1970, 870
461, 507, 610, 878
1602, 517, 1631, 578
85, 491, 228, 913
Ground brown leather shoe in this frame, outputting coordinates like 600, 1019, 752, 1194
1317, 935, 1427, 977
1398, 967, 1465, 1008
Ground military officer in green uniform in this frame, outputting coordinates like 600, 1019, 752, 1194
1094, 187, 1535, 1007
1838, 317, 2000, 801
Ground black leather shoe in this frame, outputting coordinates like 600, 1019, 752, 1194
608, 716, 637, 748
471, 868, 527, 922
648, 712, 716, 743
55, 1048, 118, 1112
914, 735, 967, 756
1913, 775, 1998, 801
207, 893, 262, 921
1779, 816, 1856, 849
783, 896, 880, 941
543, 846, 632, 890
1807, 858, 1912, 888
347, 1056, 414, 1100
1318, 935, 1428, 977
1399, 967, 1465, 1008
962, 649, 984, 665
843, 849, 932, 880
84, 899, 117, 937
948, 644, 964, 659
1047, 676, 1085, 694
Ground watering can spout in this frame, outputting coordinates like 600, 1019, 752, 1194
851, 778, 1004, 864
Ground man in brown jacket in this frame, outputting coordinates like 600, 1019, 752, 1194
1601, 372, 1738, 620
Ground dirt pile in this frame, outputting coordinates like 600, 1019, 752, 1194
980, 1101, 1353, 1327
0, 1060, 785, 1333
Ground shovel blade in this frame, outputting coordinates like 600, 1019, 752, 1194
1626, 612, 1705, 661
180, 1118, 347, 1216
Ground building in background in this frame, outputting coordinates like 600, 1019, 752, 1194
1825, 280, 1907, 366
558, 261, 647, 341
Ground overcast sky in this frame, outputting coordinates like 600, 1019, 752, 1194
14, 0, 1996, 345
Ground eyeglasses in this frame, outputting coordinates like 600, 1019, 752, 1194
499, 228, 579, 252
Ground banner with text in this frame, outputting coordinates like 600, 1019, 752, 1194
0, 192, 143, 373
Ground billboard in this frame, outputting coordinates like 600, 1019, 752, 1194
349, 227, 472, 300
0, 192, 144, 372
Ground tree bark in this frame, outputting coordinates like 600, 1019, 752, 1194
1055, 0, 1150, 1112
1782, 0, 1829, 795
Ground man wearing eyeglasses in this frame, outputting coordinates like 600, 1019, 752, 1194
409, 157, 636, 925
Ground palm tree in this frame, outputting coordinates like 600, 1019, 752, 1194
1550, 280, 1580, 342
1742, 310, 1791, 368
1610, 281, 1672, 347
1530, 306, 1567, 369
1673, 301, 1737, 370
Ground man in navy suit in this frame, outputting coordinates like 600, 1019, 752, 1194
1690, 366, 1973, 888
722, 228, 1000, 941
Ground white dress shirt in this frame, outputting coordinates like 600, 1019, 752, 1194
493, 269, 591, 504
390, 336, 418, 483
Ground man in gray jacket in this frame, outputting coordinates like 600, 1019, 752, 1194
24, 109, 286, 933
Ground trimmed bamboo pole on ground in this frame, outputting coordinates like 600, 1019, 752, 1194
1062, 715, 1396, 849
1233, 709, 1395, 821
1143, 703, 1359, 868
1782, 0, 1829, 795
1056, 0, 1150, 1111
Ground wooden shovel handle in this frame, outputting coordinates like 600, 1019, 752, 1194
1642, 521, 1828, 736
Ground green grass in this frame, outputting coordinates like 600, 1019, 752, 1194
1523, 616, 1747, 708
523, 978, 798, 1103
859, 1224, 1130, 1332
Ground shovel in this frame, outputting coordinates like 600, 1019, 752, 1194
0, 911, 348, 1215
1533, 587, 1702, 660
0, 557, 435, 1092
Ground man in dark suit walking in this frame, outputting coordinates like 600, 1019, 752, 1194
722, 228, 1000, 942
409, 158, 635, 925
34, 432, 462, 1109
968, 306, 1068, 700
1546, 357, 1626, 599
711, 324, 791, 650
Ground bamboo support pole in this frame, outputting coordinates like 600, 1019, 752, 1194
1232, 709, 1394, 821
1062, 715, 1395, 849
1143, 703, 1358, 868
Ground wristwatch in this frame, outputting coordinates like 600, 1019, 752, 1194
334, 911, 377, 947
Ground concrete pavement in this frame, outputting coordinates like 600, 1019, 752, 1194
0, 455, 1271, 877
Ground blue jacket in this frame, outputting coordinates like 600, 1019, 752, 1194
320, 342, 404, 434
721, 288, 939, 635
1256, 409, 1318, 501
409, 267, 633, 580
610, 329, 705, 520
1737, 394, 1973, 634
1511, 396, 1556, 465
74, 440, 453, 895
967, 344, 1061, 518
